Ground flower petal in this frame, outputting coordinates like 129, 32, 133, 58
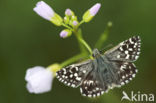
25, 66, 53, 94
89, 3, 101, 16
33, 1, 55, 20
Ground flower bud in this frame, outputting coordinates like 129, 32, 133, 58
71, 15, 77, 21
59, 29, 72, 38
64, 16, 69, 24
65, 8, 74, 16
50, 13, 63, 26
83, 3, 101, 22
72, 21, 78, 26
33, 1, 63, 26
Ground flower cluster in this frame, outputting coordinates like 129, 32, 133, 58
25, 1, 103, 94
33, 1, 101, 38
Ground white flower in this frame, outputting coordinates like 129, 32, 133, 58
25, 66, 53, 94
33, 1, 55, 21
33, 1, 63, 26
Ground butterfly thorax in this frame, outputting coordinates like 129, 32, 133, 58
92, 49, 109, 63
92, 49, 102, 58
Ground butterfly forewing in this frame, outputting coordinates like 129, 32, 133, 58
56, 60, 93, 88
105, 36, 141, 62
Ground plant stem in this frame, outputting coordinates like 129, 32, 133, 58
75, 29, 87, 53
78, 37, 92, 55
79, 20, 85, 26
74, 29, 93, 56
61, 23, 73, 31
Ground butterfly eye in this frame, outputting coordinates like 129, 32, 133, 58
92, 53, 96, 58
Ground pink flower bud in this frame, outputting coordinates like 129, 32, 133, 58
89, 3, 101, 16
65, 8, 72, 16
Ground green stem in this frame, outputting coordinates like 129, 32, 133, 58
62, 23, 73, 31
78, 20, 85, 26
60, 53, 85, 68
75, 29, 87, 53
74, 29, 92, 55
78, 37, 92, 55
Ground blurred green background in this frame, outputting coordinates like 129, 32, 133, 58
0, 0, 156, 103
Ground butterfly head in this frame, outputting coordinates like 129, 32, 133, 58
92, 49, 101, 58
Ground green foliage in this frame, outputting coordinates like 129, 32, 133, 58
0, 0, 156, 103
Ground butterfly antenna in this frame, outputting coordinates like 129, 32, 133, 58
99, 44, 113, 54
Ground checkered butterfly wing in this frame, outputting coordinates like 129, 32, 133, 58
80, 67, 108, 97
104, 36, 141, 86
114, 61, 138, 86
56, 60, 93, 88
105, 36, 141, 62
56, 59, 107, 97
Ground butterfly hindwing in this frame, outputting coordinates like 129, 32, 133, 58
117, 61, 137, 86
80, 58, 109, 98
105, 36, 141, 62
108, 60, 138, 87
80, 70, 107, 97
56, 60, 93, 88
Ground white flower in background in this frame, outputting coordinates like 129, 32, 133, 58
83, 3, 101, 22
33, 1, 63, 26
25, 66, 53, 94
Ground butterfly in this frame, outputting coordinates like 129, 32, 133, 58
56, 36, 141, 98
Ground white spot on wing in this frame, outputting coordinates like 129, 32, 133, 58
135, 56, 139, 60
82, 70, 86, 73
125, 55, 130, 59
121, 82, 125, 85
117, 55, 120, 59
76, 77, 81, 81
88, 95, 92, 97
125, 50, 128, 54
132, 74, 136, 78
97, 93, 100, 96
74, 73, 78, 77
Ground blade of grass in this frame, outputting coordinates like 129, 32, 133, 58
95, 21, 112, 49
